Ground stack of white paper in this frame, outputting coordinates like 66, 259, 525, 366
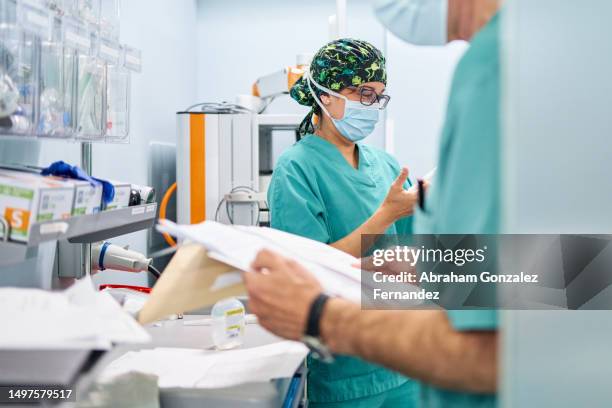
100, 341, 308, 389
157, 220, 364, 302
0, 277, 151, 349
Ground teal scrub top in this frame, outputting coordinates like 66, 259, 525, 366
268, 134, 416, 405
413, 12, 502, 408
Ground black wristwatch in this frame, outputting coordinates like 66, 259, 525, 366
302, 293, 334, 363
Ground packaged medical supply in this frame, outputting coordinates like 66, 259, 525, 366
72, 179, 102, 214
130, 184, 155, 204
49, 177, 102, 215
211, 297, 245, 350
75, 28, 105, 140
105, 56, 130, 141
0, 0, 50, 135
39, 173, 102, 215
99, 0, 119, 40
38, 14, 76, 138
97, 37, 122, 142
104, 45, 140, 142
103, 180, 131, 210
41, 160, 115, 206
0, 170, 74, 242
77, 0, 101, 26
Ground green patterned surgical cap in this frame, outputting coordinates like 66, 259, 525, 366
290, 38, 387, 136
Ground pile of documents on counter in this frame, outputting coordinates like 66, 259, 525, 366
0, 277, 150, 349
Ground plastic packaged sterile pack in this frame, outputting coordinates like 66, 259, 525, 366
0, 0, 51, 136
104, 43, 133, 142
47, 0, 73, 17
99, 0, 119, 40
122, 45, 141, 73
74, 28, 106, 140
37, 15, 76, 138
61, 0, 77, 15
77, 0, 100, 25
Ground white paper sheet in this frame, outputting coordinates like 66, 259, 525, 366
157, 220, 365, 302
209, 270, 243, 291
423, 166, 437, 181
100, 341, 308, 389
0, 277, 151, 349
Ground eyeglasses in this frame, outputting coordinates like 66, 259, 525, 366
348, 86, 391, 109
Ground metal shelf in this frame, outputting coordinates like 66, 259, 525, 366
0, 203, 157, 266
66, 203, 158, 243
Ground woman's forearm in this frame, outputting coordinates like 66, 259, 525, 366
329, 207, 395, 257
320, 299, 498, 393
329, 169, 419, 257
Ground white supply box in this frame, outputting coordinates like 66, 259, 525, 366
67, 179, 103, 215
0, 171, 74, 242
43, 175, 103, 216
104, 180, 131, 210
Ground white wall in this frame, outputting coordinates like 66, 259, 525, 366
385, 38, 467, 177
195, 0, 463, 173
195, 0, 388, 147
37, 0, 198, 287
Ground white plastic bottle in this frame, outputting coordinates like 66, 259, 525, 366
211, 297, 246, 350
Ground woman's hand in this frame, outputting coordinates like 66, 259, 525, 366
378, 168, 419, 222
329, 168, 424, 258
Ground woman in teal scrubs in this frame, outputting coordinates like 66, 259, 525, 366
267, 39, 418, 407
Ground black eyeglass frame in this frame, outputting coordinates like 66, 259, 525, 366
347, 85, 391, 109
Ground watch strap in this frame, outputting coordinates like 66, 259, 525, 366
305, 293, 330, 337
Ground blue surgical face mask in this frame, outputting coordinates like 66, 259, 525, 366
306, 73, 380, 142
374, 0, 448, 46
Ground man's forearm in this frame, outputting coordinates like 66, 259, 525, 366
320, 299, 498, 393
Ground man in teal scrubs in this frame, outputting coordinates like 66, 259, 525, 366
242, 2, 502, 408
378, 1, 502, 405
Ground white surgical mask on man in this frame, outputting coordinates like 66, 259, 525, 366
374, 0, 448, 46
